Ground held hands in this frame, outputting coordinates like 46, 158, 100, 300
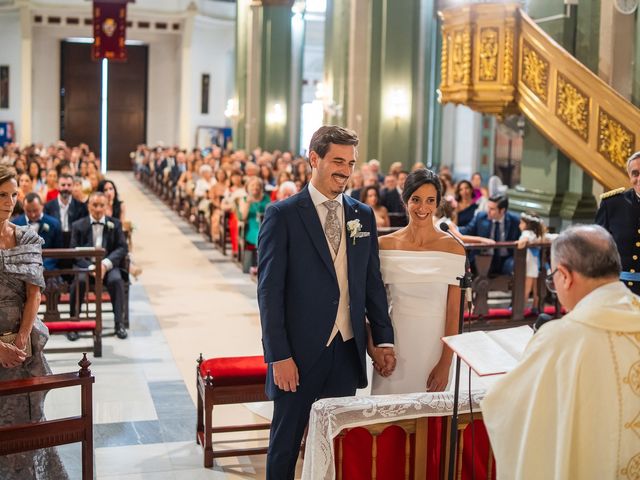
426, 360, 450, 392
272, 358, 300, 393
370, 346, 396, 377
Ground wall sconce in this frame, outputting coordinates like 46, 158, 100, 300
266, 103, 286, 126
224, 98, 239, 120
385, 88, 410, 125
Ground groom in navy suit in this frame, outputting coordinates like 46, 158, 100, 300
258, 126, 396, 479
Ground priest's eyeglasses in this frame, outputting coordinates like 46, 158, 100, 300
545, 268, 558, 293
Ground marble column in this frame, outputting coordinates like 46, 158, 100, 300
236, 0, 299, 152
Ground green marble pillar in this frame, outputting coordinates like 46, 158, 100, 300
259, 6, 293, 151
633, 12, 640, 107
235, 3, 297, 152
509, 0, 597, 229
235, 1, 248, 149
324, 0, 349, 126
367, 0, 421, 171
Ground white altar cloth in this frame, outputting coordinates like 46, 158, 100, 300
301, 389, 486, 480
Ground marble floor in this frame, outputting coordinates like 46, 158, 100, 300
43, 172, 285, 479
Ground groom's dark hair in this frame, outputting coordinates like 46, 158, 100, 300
308, 126, 359, 160
402, 168, 442, 206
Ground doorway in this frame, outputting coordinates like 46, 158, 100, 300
60, 41, 148, 170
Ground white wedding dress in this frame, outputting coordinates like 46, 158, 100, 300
371, 250, 466, 395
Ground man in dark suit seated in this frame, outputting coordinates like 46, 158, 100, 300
44, 173, 88, 247
69, 192, 129, 340
13, 193, 63, 270
458, 194, 520, 274
380, 175, 404, 213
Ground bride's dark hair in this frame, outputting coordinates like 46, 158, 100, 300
401, 168, 442, 206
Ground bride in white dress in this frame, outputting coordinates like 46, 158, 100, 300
369, 169, 466, 394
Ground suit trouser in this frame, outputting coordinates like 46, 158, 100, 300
70, 269, 125, 327
267, 334, 360, 480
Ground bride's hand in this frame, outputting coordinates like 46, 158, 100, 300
426, 360, 450, 392
370, 347, 396, 377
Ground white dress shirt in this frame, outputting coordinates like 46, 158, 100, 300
58, 196, 71, 232
89, 216, 113, 272
307, 181, 344, 230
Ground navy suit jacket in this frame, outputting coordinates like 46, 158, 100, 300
257, 187, 394, 399
70, 216, 128, 270
13, 214, 63, 270
458, 210, 521, 243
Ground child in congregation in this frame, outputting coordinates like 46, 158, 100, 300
517, 212, 547, 312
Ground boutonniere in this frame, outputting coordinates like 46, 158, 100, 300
106, 221, 115, 230
41, 223, 50, 233
347, 219, 370, 245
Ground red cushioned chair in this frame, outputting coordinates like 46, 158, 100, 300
196, 354, 270, 468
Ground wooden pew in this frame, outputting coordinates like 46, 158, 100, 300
41, 248, 105, 357
0, 354, 95, 480
464, 241, 553, 322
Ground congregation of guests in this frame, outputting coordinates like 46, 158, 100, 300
0, 141, 134, 339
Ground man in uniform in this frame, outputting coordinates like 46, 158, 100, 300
595, 151, 640, 294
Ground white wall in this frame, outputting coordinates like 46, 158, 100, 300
440, 104, 482, 180
0, 12, 22, 139
146, 36, 181, 146
2, 1, 235, 148
188, 16, 235, 142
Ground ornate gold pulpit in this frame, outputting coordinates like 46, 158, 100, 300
439, 3, 640, 190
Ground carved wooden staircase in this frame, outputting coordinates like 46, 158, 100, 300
438, 3, 639, 190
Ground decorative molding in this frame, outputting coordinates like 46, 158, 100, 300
479, 28, 498, 81
597, 108, 635, 169
555, 73, 589, 142
521, 41, 549, 103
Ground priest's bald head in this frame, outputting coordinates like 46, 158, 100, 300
549, 225, 621, 311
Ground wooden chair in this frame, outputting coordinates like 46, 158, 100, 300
0, 354, 95, 480
196, 354, 270, 468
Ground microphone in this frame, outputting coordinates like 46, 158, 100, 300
533, 313, 554, 333
439, 222, 473, 304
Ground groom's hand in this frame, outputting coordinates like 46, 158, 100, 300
380, 347, 396, 376
272, 358, 299, 392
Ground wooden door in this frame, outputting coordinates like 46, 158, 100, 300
107, 45, 148, 171
60, 42, 101, 154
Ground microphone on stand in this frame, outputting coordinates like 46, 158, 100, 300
439, 222, 473, 305
533, 313, 555, 333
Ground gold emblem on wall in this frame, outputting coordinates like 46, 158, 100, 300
556, 73, 590, 142
479, 28, 499, 81
598, 109, 636, 169
521, 41, 549, 103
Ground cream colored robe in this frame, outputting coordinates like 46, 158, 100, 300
481, 281, 640, 480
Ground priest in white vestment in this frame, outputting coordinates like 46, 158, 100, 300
482, 225, 640, 480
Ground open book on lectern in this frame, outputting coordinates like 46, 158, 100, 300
442, 325, 534, 377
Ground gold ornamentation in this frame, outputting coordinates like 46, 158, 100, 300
451, 28, 472, 85
598, 109, 636, 169
556, 73, 590, 141
479, 28, 499, 81
441, 30, 449, 87
521, 41, 549, 103
504, 24, 514, 83
621, 453, 640, 480
625, 361, 640, 397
